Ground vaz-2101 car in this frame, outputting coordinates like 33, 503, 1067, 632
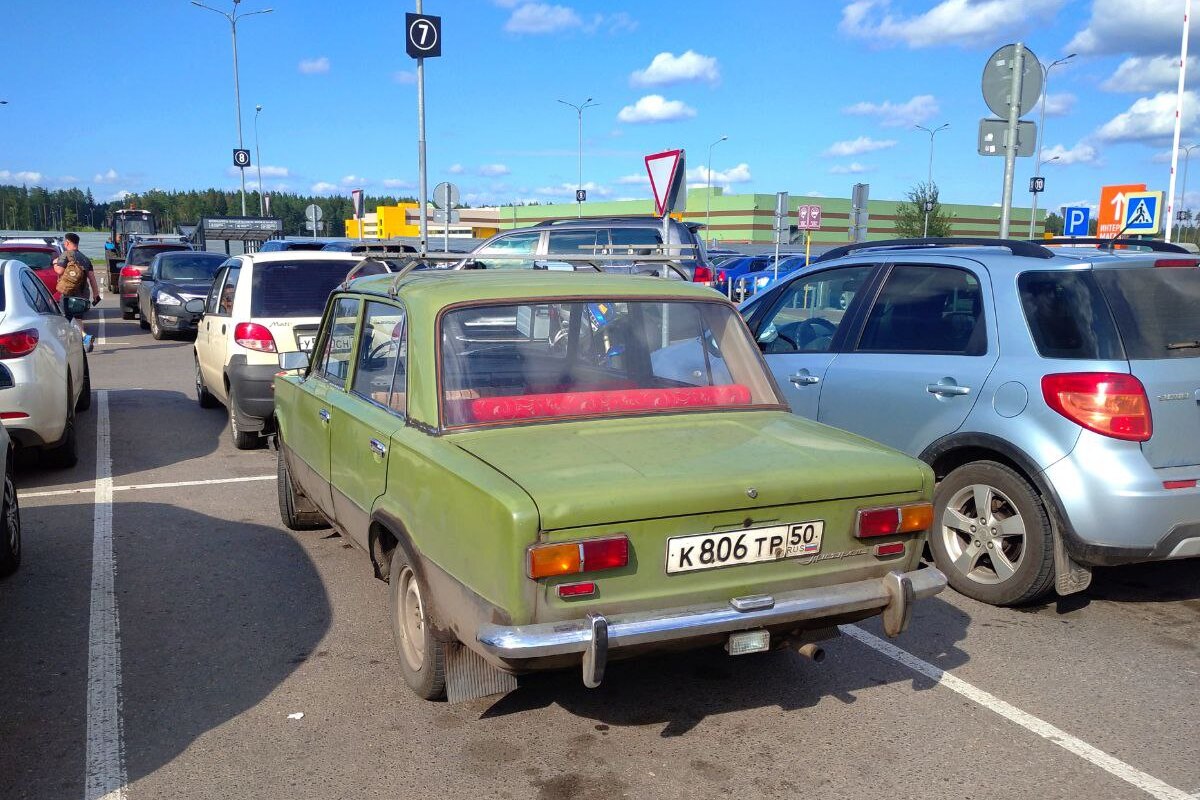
272, 269, 946, 701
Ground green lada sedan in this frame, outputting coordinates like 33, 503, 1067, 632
273, 269, 946, 701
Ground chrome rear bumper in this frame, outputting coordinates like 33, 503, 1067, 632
477, 567, 946, 688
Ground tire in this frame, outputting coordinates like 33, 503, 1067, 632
122, 308, 135, 321
227, 385, 260, 450
75, 355, 92, 412
0, 467, 20, 576
930, 460, 1055, 606
195, 357, 218, 409
276, 444, 329, 531
389, 540, 446, 700
150, 308, 166, 340
42, 380, 78, 469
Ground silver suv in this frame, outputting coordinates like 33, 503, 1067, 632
740, 237, 1200, 606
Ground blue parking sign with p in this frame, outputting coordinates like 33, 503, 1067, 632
1063, 206, 1090, 237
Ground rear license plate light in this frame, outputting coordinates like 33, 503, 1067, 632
726, 630, 770, 656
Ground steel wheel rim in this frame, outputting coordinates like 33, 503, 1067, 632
396, 566, 426, 672
4, 477, 18, 559
194, 361, 203, 400
150, 309, 159, 337
229, 394, 239, 437
940, 483, 1026, 585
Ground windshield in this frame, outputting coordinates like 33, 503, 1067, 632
440, 299, 781, 427
159, 254, 225, 282
250, 259, 353, 318
1093, 267, 1200, 359
118, 218, 155, 235
1, 250, 55, 270
128, 245, 187, 266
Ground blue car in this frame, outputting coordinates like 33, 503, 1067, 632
715, 255, 772, 294
732, 255, 809, 299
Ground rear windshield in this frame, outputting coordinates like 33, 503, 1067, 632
128, 245, 188, 266
440, 299, 780, 427
1, 249, 55, 270
1093, 267, 1200, 360
250, 260, 351, 318
159, 254, 225, 282
1018, 271, 1125, 360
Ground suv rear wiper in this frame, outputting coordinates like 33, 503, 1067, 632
1166, 340, 1200, 350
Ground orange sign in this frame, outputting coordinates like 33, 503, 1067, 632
1098, 183, 1147, 237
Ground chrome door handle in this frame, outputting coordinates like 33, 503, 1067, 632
926, 383, 971, 397
789, 372, 820, 386
369, 438, 387, 456
318, 408, 331, 423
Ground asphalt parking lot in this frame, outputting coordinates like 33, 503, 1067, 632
2, 298, 1198, 800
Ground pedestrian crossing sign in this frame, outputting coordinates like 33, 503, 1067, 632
1122, 190, 1164, 235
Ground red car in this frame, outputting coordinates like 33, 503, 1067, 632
0, 243, 63, 300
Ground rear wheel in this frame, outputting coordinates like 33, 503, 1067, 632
276, 444, 329, 530
389, 542, 446, 700
195, 357, 217, 409
930, 461, 1055, 606
228, 385, 260, 450
42, 380, 78, 469
0, 467, 20, 576
122, 308, 135, 321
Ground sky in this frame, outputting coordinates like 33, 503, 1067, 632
1, 0, 1197, 216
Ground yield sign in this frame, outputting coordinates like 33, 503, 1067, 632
644, 149, 685, 217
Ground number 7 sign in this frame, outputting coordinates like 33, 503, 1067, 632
406, 13, 442, 59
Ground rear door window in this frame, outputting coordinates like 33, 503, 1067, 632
1018, 271, 1124, 360
1092, 267, 1200, 359
20, 271, 51, 314
857, 265, 986, 355
250, 259, 352, 318
609, 228, 662, 255
546, 229, 602, 256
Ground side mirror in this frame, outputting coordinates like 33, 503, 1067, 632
183, 298, 205, 314
278, 351, 310, 372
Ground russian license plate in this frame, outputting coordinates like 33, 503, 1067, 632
297, 335, 315, 352
665, 521, 824, 575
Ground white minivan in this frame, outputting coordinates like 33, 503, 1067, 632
190, 251, 364, 449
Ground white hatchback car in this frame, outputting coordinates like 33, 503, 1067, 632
0, 258, 89, 467
190, 251, 363, 449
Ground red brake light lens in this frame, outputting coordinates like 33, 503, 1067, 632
856, 504, 934, 539
120, 266, 141, 278
581, 537, 628, 571
1041, 372, 1152, 442
233, 322, 277, 353
1154, 259, 1198, 268
0, 328, 40, 358
1163, 479, 1197, 490
692, 265, 713, 283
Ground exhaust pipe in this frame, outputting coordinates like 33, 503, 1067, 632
797, 643, 825, 663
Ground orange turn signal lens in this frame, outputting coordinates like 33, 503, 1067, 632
900, 503, 934, 533
528, 543, 582, 579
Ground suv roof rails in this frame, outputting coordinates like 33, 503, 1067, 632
814, 237, 1055, 263
1038, 237, 1190, 254
533, 216, 666, 227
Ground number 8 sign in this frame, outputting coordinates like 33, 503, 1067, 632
405, 13, 442, 59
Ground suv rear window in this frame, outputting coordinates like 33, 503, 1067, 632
1018, 271, 1124, 360
128, 245, 188, 266
1093, 267, 1200, 360
1, 249, 55, 269
250, 260, 352, 318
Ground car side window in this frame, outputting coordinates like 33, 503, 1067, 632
19, 271, 52, 314
609, 227, 662, 255
205, 267, 227, 314
350, 301, 407, 415
314, 297, 360, 389
482, 231, 540, 254
210, 265, 241, 317
547, 229, 601, 256
856, 264, 986, 355
756, 266, 873, 354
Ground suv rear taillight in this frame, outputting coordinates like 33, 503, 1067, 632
528, 535, 629, 579
120, 266, 141, 278
1154, 258, 1199, 268
1041, 372, 1152, 442
0, 328, 39, 359
692, 265, 713, 284
234, 322, 277, 353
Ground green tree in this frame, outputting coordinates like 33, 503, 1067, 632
894, 181, 954, 238
1043, 211, 1063, 236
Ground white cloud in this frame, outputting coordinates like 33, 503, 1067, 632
824, 136, 897, 157
1069, 0, 1199, 55
1042, 93, 1076, 117
1103, 55, 1196, 93
504, 3, 581, 34
108, 190, 132, 202
393, 70, 417, 85
829, 162, 873, 174
340, 175, 368, 187
298, 56, 330, 75
1039, 142, 1098, 165
604, 11, 637, 34
840, 0, 1065, 49
311, 181, 339, 194
630, 50, 719, 87
478, 163, 510, 177
93, 168, 121, 184
382, 178, 414, 189
447, 163, 465, 175
0, 169, 43, 183
843, 94, 939, 127
616, 94, 696, 124
616, 173, 650, 185
534, 181, 612, 198
687, 163, 752, 187
1096, 91, 1198, 142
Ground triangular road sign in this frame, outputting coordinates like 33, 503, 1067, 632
644, 149, 684, 217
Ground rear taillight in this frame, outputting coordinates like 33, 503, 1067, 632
528, 535, 629, 579
717, 269, 727, 283
1154, 258, 1198, 268
233, 322, 277, 353
120, 266, 141, 278
1041, 372, 1151, 442
0, 328, 39, 359
0, 411, 29, 419
692, 265, 713, 283
855, 503, 934, 539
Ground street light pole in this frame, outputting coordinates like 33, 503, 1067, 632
192, 0, 273, 217
915, 123, 949, 237
1180, 143, 1200, 239
254, 104, 264, 216
705, 135, 727, 249
1029, 53, 1076, 239
557, 98, 598, 218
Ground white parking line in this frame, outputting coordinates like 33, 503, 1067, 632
21, 475, 274, 499
840, 624, 1192, 800
84, 390, 127, 800
96, 309, 106, 346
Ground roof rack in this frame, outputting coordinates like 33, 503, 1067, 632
533, 216, 664, 227
1038, 237, 1190, 254
814, 237, 1055, 263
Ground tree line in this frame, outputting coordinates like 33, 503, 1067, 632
0, 184, 416, 237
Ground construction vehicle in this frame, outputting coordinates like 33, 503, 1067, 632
105, 207, 157, 287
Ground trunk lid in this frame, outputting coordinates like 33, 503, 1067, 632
1132, 359, 1200, 468
450, 411, 928, 530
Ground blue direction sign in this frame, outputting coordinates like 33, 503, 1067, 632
1063, 206, 1090, 237
1122, 190, 1164, 235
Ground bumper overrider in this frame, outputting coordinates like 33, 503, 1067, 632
477, 567, 946, 688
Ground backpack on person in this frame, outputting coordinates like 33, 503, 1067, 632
56, 251, 87, 296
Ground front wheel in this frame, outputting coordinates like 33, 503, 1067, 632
0, 468, 21, 576
389, 543, 446, 700
195, 357, 217, 409
150, 308, 166, 340
930, 461, 1055, 606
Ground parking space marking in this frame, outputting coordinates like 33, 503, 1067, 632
840, 624, 1192, 800
84, 390, 128, 800
97, 309, 106, 345
22, 475, 274, 499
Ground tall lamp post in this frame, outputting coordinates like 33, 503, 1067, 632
1029, 53, 1076, 239
915, 122, 949, 237
192, 0, 273, 217
705, 135, 728, 248
1179, 143, 1200, 239
557, 97, 598, 218
253, 104, 264, 216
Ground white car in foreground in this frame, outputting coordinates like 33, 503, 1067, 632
0, 258, 90, 467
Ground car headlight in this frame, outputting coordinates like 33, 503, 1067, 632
155, 292, 182, 306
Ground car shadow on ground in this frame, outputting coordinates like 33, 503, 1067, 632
477, 595, 971, 737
